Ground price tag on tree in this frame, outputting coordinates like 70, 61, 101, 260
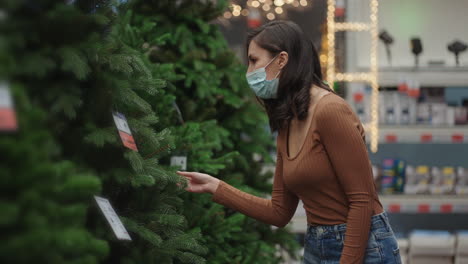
94, 196, 132, 241
112, 111, 138, 151
171, 156, 187, 170
0, 82, 18, 131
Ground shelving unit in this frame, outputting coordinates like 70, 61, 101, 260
288, 196, 468, 233
365, 125, 468, 144
358, 66, 468, 87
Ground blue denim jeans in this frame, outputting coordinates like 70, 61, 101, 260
303, 211, 402, 264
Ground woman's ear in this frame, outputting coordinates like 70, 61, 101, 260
278, 51, 288, 69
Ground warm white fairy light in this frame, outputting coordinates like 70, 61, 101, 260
326, 0, 336, 87
223, 11, 232, 19
224, 0, 310, 21
274, 0, 285, 6
335, 22, 371, 31
335, 73, 373, 82
327, 0, 380, 152
320, 54, 327, 63
369, 0, 379, 153
275, 6, 283, 14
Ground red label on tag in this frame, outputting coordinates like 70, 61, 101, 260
113, 111, 138, 151
119, 131, 138, 151
0, 108, 18, 131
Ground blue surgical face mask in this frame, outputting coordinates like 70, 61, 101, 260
246, 54, 281, 99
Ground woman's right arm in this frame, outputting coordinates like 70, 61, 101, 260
210, 147, 299, 228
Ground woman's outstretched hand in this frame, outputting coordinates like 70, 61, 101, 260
176, 171, 220, 194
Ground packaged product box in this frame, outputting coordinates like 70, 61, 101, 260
456, 231, 468, 257
409, 230, 456, 257
381, 159, 396, 194
405, 166, 430, 194
394, 160, 406, 193
430, 103, 447, 126
456, 256, 468, 264
416, 103, 431, 125
456, 167, 468, 195
430, 166, 456, 194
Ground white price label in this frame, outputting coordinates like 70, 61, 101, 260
112, 111, 138, 151
0, 82, 18, 131
0, 83, 13, 108
112, 112, 131, 134
94, 196, 132, 241
170, 156, 187, 170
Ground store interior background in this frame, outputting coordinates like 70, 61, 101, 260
219, 0, 468, 263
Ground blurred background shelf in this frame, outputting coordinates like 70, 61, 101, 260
380, 194, 468, 213
357, 67, 468, 87
288, 196, 468, 233
366, 125, 468, 144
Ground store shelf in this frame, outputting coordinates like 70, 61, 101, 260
381, 194, 468, 214
358, 66, 468, 87
288, 196, 468, 233
366, 125, 468, 144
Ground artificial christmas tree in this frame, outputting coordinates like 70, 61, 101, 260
0, 84, 108, 264
1, 1, 206, 263
116, 0, 302, 263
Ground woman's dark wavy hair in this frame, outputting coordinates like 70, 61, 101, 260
246, 20, 336, 134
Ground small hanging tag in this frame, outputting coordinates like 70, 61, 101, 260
112, 111, 138, 151
170, 156, 187, 170
94, 196, 132, 241
0, 83, 18, 132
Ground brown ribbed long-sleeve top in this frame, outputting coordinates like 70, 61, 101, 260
211, 92, 383, 264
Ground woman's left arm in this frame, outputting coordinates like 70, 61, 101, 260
316, 99, 375, 264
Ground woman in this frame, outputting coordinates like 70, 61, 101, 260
176, 21, 402, 264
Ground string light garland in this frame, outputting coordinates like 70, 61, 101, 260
326, 0, 380, 153
335, 22, 371, 32
223, 0, 311, 21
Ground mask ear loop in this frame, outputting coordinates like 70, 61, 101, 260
265, 53, 280, 69
273, 69, 281, 79
266, 53, 281, 80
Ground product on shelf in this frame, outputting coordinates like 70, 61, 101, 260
430, 166, 456, 194
395, 160, 406, 193
399, 95, 411, 124
353, 92, 365, 123
397, 238, 409, 264
456, 231, 468, 264
405, 165, 431, 194
385, 91, 399, 125
416, 102, 431, 125
376, 86, 468, 126
455, 106, 468, 125
431, 103, 448, 126
381, 159, 396, 194
456, 167, 468, 195
380, 159, 406, 194
409, 230, 456, 264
